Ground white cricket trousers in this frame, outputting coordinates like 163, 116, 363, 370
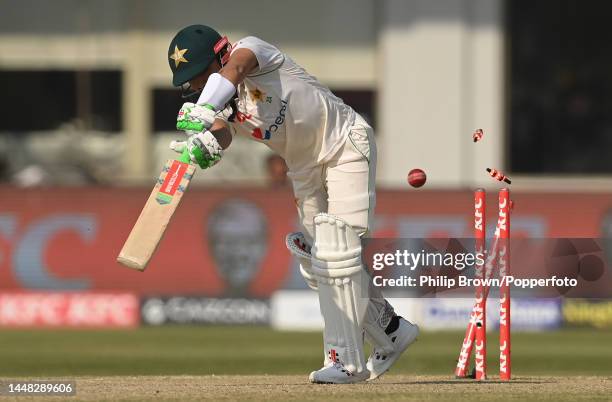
290, 113, 376, 244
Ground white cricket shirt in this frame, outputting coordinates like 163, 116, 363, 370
219, 36, 357, 173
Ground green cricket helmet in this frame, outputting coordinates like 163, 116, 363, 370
168, 24, 231, 88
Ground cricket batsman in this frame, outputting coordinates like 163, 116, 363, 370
167, 24, 419, 383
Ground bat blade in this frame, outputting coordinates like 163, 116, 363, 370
117, 159, 196, 271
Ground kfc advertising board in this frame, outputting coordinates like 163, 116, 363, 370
1, 187, 611, 297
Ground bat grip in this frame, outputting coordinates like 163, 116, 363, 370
178, 147, 191, 164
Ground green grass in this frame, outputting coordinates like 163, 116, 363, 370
0, 327, 609, 377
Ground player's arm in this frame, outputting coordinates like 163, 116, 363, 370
177, 48, 259, 130
207, 49, 262, 151
172, 49, 258, 168
205, 49, 259, 150
218, 48, 259, 86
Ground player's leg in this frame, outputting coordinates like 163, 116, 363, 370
287, 166, 341, 370
325, 118, 419, 380
286, 118, 417, 382
286, 152, 382, 383
289, 167, 327, 245
288, 166, 327, 290
286, 162, 380, 376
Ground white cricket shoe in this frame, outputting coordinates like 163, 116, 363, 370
309, 363, 370, 384
367, 317, 419, 380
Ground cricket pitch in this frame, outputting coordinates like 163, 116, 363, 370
0, 375, 609, 401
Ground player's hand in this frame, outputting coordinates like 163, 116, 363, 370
169, 131, 223, 169
176, 102, 216, 133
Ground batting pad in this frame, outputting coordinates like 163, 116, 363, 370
311, 213, 369, 374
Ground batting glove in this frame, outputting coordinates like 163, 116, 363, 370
176, 102, 217, 133
170, 131, 223, 169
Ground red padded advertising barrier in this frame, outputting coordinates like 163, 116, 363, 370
0, 187, 610, 296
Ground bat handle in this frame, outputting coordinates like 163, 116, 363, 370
178, 147, 191, 164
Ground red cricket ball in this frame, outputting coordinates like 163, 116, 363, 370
408, 168, 427, 188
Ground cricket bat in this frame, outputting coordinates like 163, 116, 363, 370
117, 148, 196, 271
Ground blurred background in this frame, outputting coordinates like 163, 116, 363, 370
0, 0, 611, 378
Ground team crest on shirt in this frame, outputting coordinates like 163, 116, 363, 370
249, 88, 266, 103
